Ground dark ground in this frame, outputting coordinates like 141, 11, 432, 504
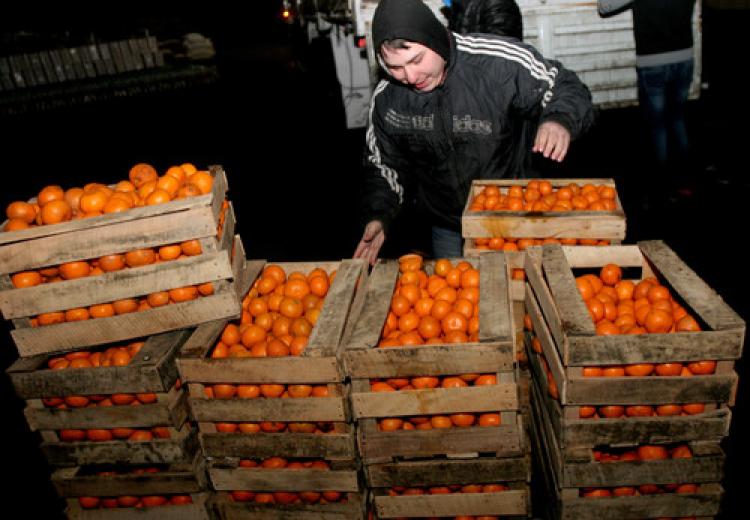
0, 3, 748, 517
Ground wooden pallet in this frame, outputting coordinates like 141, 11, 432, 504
524, 242, 743, 406
52, 453, 207, 497
461, 178, 626, 240
367, 457, 530, 518
0, 167, 246, 357
211, 491, 365, 520
7, 328, 191, 399
40, 422, 199, 467
178, 259, 366, 460
65, 493, 212, 520
528, 379, 723, 519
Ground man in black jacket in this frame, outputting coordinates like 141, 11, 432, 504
353, 0, 594, 264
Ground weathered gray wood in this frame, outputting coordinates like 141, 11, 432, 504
478, 252, 512, 342
66, 493, 212, 520
190, 396, 346, 422
199, 431, 356, 460
367, 457, 529, 487
307, 259, 366, 357
524, 247, 566, 355
178, 356, 341, 384
374, 490, 528, 518
178, 320, 226, 361
212, 492, 363, 520
351, 384, 517, 419
52, 457, 206, 496
543, 244, 595, 336
561, 244, 644, 268
567, 328, 745, 365
1, 251, 233, 318
344, 343, 513, 378
359, 419, 523, 462
564, 373, 738, 406
640, 240, 745, 332
42, 425, 198, 466
525, 282, 567, 402
344, 260, 399, 351
12, 288, 240, 355
7, 329, 189, 398
208, 467, 359, 492
559, 484, 723, 520
26, 388, 188, 431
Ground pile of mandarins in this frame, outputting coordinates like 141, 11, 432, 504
370, 374, 501, 432
387, 483, 510, 496
3, 163, 212, 232
468, 181, 618, 212
229, 458, 348, 505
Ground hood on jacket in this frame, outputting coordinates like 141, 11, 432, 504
372, 0, 451, 63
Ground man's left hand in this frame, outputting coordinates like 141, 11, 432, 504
533, 121, 571, 162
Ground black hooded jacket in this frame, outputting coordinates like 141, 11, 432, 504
449, 0, 523, 40
363, 0, 595, 233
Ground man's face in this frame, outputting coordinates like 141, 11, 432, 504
380, 42, 446, 92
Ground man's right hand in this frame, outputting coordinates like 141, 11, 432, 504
353, 220, 385, 266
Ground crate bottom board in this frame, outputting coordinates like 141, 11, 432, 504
65, 493, 212, 520
198, 430, 357, 460
212, 492, 365, 520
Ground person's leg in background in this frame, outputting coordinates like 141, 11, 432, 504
665, 58, 695, 195
636, 65, 669, 206
431, 225, 463, 259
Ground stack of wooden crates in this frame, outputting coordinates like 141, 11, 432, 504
176, 258, 368, 519
343, 253, 531, 519
2, 166, 244, 519
524, 242, 744, 519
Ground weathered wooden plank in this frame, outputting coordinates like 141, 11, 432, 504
212, 492, 363, 520
66, 493, 212, 520
199, 431, 356, 460
344, 260, 399, 351
7, 329, 189, 397
351, 385, 517, 419
1, 251, 232, 318
543, 244, 595, 337
190, 396, 346, 422
561, 244, 644, 268
367, 457, 529, 487
178, 356, 340, 384
478, 252, 512, 342
640, 240, 745, 332
208, 467, 359, 492
374, 490, 528, 518
177, 320, 227, 361
524, 247, 566, 355
525, 282, 567, 402
12, 289, 240, 355
344, 344, 513, 378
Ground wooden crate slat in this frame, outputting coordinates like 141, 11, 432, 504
179, 320, 231, 361
208, 467, 360, 492
199, 431, 356, 460
477, 252, 512, 342
11, 288, 240, 356
366, 457, 529, 487
639, 240, 746, 332
65, 493, 212, 520
7, 329, 190, 397
542, 245, 596, 337
25, 388, 188, 431
344, 260, 399, 350
179, 356, 340, 384
190, 396, 346, 422
559, 244, 644, 268
351, 384, 517, 419
344, 344, 513, 378
374, 490, 528, 518
524, 247, 567, 353
525, 282, 567, 402
211, 492, 363, 520
1, 250, 233, 318
0, 166, 227, 248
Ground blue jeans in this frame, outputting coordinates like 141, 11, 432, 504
432, 226, 463, 259
637, 59, 694, 167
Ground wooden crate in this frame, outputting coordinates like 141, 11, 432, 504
367, 457, 530, 518
40, 422, 199, 467
524, 242, 743, 406
178, 258, 366, 460
0, 167, 246, 357
65, 493, 212, 520
210, 459, 364, 520
211, 491, 365, 520
7, 328, 191, 399
342, 252, 524, 463
528, 379, 723, 520
461, 178, 626, 240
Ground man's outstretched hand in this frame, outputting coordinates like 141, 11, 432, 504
353, 220, 385, 266
533, 121, 571, 162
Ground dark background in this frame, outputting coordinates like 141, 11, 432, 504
0, 2, 747, 517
